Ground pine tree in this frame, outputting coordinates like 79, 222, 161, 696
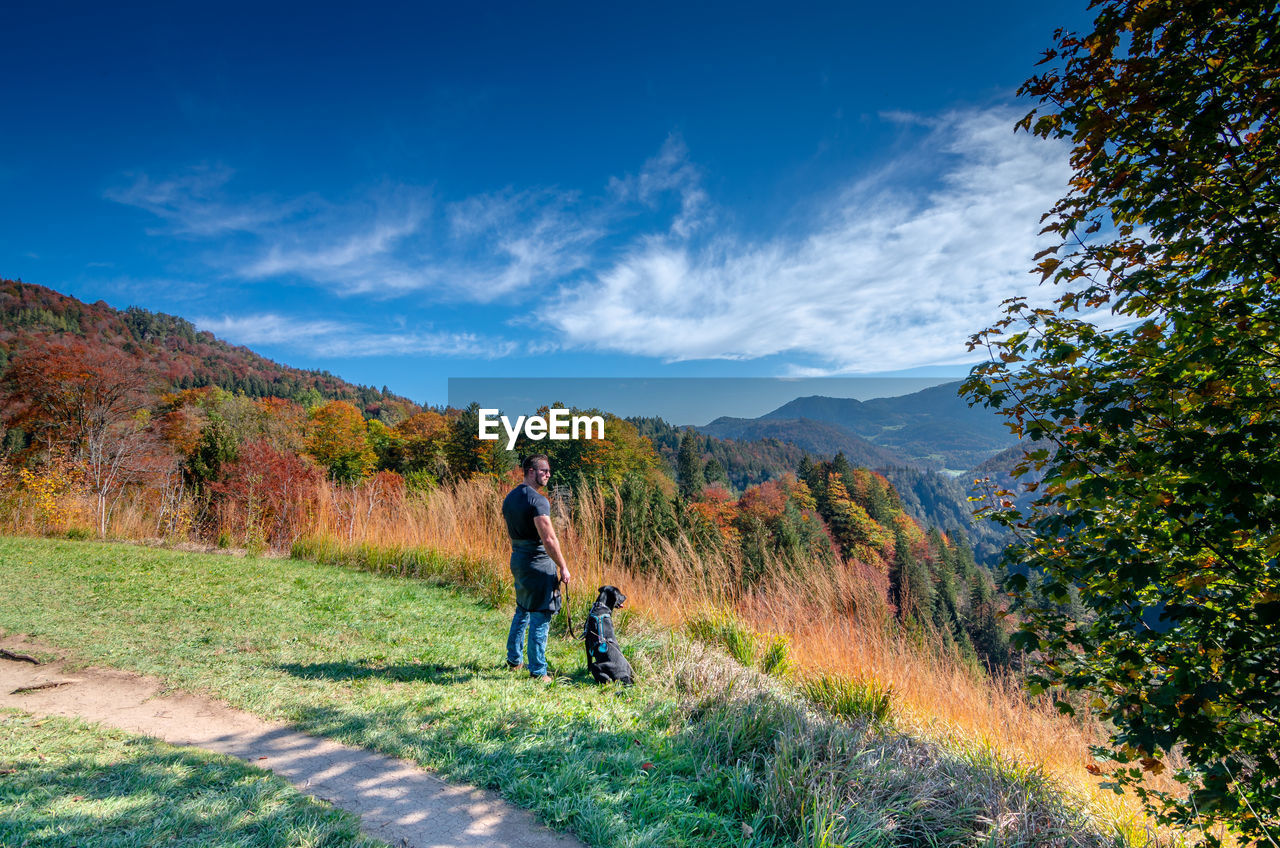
676, 430, 705, 499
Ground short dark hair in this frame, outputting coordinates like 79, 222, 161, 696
521, 454, 550, 474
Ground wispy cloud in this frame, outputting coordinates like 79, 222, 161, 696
195, 312, 516, 359
237, 201, 431, 297
444, 188, 606, 299
112, 113, 1078, 374
108, 135, 712, 305
109, 165, 615, 301
608, 134, 710, 238
545, 108, 1076, 373
106, 165, 300, 236
109, 168, 435, 295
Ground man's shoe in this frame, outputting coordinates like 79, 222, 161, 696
532, 674, 553, 683
506, 661, 523, 671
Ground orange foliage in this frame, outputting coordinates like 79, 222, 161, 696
306, 400, 375, 480
689, 483, 741, 545
395, 411, 448, 440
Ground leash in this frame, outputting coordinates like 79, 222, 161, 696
562, 579, 573, 639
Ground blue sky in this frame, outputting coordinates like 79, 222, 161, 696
1, 1, 1092, 409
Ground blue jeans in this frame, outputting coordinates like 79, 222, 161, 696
507, 607, 552, 676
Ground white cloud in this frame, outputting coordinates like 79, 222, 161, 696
106, 165, 299, 236
237, 210, 430, 296
444, 188, 606, 299
113, 114, 1084, 373
195, 313, 515, 359
109, 165, 613, 301
109, 169, 436, 296
608, 134, 710, 237
544, 108, 1077, 373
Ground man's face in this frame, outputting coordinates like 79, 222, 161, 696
527, 462, 551, 487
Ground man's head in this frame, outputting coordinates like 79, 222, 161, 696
522, 454, 551, 488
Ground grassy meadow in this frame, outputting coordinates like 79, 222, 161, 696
0, 535, 1137, 847
0, 709, 384, 848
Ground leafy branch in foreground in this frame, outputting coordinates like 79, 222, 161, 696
963, 1, 1279, 844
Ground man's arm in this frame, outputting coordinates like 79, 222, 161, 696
533, 514, 571, 585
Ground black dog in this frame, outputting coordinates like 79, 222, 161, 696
585, 585, 633, 684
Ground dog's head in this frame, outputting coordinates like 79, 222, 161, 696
595, 585, 627, 610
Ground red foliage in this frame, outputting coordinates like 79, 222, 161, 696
363, 469, 406, 511
212, 440, 322, 546
689, 483, 741, 544
737, 478, 788, 521
1, 334, 154, 454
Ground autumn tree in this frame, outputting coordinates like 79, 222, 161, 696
393, 410, 449, 481
442, 404, 514, 480
306, 400, 375, 483
1, 336, 170, 534
963, 2, 1279, 840
212, 440, 322, 547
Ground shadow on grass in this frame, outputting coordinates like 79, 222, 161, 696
287, 701, 700, 847
279, 652, 600, 688
0, 743, 369, 848
277, 659, 492, 686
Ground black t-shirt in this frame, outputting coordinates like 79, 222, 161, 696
502, 483, 550, 542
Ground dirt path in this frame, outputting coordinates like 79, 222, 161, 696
0, 636, 583, 848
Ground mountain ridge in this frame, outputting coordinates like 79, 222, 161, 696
759, 382, 1017, 471
0, 279, 422, 421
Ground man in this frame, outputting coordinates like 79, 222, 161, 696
502, 453, 571, 682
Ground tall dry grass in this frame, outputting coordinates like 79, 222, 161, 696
292, 476, 1170, 836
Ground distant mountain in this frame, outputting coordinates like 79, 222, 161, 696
762, 382, 1017, 471
698, 416, 906, 470
697, 384, 1023, 566
0, 279, 421, 421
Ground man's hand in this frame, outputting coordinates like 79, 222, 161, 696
559, 567, 572, 586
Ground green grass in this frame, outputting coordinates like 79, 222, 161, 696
0, 710, 384, 848
686, 611, 758, 667
801, 674, 894, 725
0, 536, 1132, 847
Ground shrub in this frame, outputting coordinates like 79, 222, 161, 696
212, 440, 322, 548
403, 468, 437, 493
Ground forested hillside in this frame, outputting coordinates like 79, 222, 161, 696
631, 416, 813, 489
698, 415, 904, 469
638, 416, 1012, 566
0, 279, 420, 421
